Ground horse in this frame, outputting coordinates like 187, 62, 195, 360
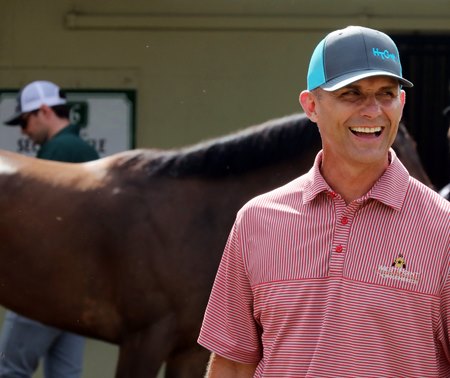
0, 113, 432, 377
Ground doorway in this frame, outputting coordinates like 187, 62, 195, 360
394, 34, 450, 189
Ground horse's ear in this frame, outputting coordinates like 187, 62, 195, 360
299, 90, 318, 123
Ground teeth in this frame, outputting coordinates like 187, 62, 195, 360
350, 127, 382, 133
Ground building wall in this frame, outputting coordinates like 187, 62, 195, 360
1, 0, 449, 150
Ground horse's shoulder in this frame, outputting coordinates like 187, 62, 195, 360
0, 149, 38, 176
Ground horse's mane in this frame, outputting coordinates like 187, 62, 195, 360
135, 113, 320, 178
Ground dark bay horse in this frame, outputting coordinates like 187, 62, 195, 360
0, 113, 432, 377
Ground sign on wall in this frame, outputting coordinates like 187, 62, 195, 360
0, 90, 135, 158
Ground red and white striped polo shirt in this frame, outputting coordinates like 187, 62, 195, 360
198, 150, 450, 377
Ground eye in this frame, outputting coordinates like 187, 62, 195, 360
341, 89, 359, 96
376, 91, 399, 104
338, 89, 361, 102
380, 91, 394, 97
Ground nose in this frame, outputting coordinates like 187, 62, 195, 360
360, 95, 382, 119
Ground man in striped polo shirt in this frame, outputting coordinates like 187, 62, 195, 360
198, 26, 450, 377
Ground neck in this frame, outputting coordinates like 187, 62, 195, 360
47, 119, 70, 140
320, 155, 389, 204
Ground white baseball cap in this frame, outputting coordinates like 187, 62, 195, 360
4, 80, 67, 126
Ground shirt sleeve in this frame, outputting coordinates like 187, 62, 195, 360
198, 218, 262, 364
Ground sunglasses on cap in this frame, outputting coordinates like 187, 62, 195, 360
18, 109, 40, 129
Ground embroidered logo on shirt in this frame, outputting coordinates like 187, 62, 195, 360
391, 254, 406, 269
377, 254, 420, 284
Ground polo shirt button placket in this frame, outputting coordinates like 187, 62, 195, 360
329, 242, 346, 276
329, 208, 355, 276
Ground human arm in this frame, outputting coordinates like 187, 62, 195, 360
204, 353, 257, 378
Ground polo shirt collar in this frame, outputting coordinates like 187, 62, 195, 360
303, 149, 410, 211
368, 149, 410, 211
303, 151, 332, 203
52, 123, 80, 138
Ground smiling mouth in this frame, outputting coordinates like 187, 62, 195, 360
350, 127, 383, 137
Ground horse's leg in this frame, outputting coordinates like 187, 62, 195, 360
115, 314, 176, 378
165, 345, 210, 378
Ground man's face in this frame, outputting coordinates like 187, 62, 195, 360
19, 108, 49, 145
301, 76, 406, 169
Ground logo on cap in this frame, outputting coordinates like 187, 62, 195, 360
372, 48, 397, 62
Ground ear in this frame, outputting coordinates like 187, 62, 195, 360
299, 90, 319, 122
39, 104, 53, 118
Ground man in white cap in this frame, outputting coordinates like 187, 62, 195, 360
3, 80, 98, 162
198, 26, 450, 376
0, 80, 99, 378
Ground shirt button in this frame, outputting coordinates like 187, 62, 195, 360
341, 217, 349, 225
328, 191, 337, 198
335, 245, 343, 253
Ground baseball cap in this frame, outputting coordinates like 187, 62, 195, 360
307, 26, 413, 91
4, 80, 67, 126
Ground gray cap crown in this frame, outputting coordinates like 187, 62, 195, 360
307, 26, 414, 91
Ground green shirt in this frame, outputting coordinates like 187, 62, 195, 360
37, 124, 99, 163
